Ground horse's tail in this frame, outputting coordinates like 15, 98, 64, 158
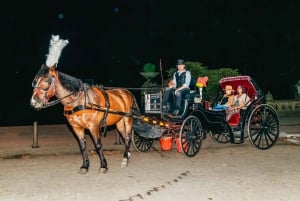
128, 90, 141, 117
126, 89, 142, 117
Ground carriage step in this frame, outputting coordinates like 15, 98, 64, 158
233, 141, 244, 144
234, 139, 244, 144
232, 127, 241, 131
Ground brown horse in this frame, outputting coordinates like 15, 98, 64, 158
30, 35, 140, 174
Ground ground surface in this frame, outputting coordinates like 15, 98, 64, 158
0, 113, 299, 201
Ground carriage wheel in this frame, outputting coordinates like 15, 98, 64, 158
210, 131, 231, 143
209, 120, 231, 143
179, 115, 203, 157
247, 104, 280, 150
131, 130, 154, 152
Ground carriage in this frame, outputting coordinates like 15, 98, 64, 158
31, 35, 280, 173
131, 75, 280, 157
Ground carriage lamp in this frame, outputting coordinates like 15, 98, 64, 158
143, 117, 149, 122
164, 123, 170, 128
142, 116, 169, 128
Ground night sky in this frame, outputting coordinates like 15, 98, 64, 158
2, 0, 300, 125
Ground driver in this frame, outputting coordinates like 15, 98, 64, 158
162, 59, 191, 116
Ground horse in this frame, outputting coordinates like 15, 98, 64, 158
30, 35, 141, 174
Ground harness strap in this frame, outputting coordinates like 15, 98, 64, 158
64, 104, 130, 116
63, 86, 134, 137
64, 104, 134, 114
96, 86, 110, 137
64, 105, 93, 115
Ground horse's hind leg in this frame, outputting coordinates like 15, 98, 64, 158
89, 126, 108, 173
72, 127, 90, 174
116, 117, 132, 168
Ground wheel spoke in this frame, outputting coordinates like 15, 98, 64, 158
131, 131, 153, 152
210, 132, 230, 143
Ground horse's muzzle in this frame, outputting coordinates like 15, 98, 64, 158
30, 97, 46, 109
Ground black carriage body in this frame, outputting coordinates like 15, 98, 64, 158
132, 75, 280, 156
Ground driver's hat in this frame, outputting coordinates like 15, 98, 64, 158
176, 59, 185, 65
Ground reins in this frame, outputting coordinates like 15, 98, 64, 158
42, 83, 86, 108
43, 89, 84, 108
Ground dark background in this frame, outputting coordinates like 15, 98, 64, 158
2, 0, 300, 126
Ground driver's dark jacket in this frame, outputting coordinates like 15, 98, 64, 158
175, 72, 186, 89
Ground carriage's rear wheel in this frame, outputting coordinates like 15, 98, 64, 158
131, 131, 154, 152
179, 115, 203, 157
247, 104, 280, 150
210, 132, 231, 143
209, 120, 231, 143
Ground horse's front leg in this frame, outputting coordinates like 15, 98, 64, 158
73, 127, 90, 174
89, 126, 108, 173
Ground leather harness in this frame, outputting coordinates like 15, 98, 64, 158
63, 85, 132, 137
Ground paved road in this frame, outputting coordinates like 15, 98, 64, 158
0, 113, 299, 201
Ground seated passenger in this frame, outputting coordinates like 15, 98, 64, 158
230, 84, 250, 124
232, 85, 250, 110
214, 85, 234, 111
231, 85, 251, 143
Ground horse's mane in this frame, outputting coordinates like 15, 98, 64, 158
58, 71, 84, 92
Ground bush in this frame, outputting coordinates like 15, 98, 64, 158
165, 61, 240, 101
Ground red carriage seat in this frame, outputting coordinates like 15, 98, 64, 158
227, 110, 240, 127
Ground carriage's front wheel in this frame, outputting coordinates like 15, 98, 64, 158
131, 130, 154, 152
179, 115, 203, 157
247, 104, 280, 150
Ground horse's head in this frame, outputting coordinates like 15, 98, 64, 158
30, 64, 57, 109
31, 34, 69, 109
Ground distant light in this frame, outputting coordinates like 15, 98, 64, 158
113, 7, 119, 13
58, 13, 64, 20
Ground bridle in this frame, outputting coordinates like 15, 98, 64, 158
32, 71, 85, 108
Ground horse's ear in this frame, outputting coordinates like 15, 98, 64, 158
49, 63, 57, 69
49, 65, 57, 77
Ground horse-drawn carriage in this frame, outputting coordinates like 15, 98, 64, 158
132, 75, 280, 157
30, 35, 280, 173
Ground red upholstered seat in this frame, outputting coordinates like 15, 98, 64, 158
227, 110, 240, 127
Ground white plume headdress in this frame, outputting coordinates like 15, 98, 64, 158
45, 35, 69, 67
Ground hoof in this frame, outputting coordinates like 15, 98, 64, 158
99, 168, 108, 174
79, 168, 88, 174
121, 158, 128, 168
